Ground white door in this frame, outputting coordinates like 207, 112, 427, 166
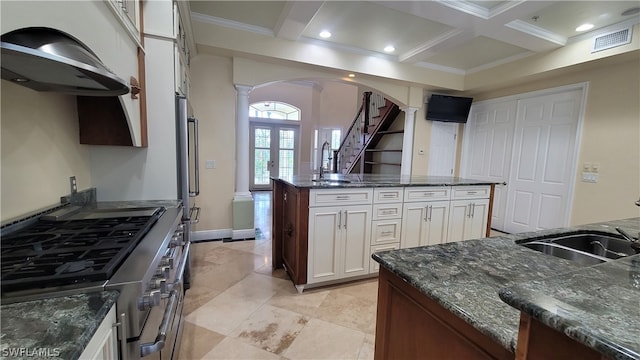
250, 123, 299, 190
505, 89, 582, 234
428, 122, 458, 176
462, 100, 517, 231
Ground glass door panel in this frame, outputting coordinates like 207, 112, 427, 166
250, 124, 299, 190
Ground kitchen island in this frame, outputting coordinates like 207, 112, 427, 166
372, 218, 640, 360
271, 175, 499, 291
0, 291, 119, 360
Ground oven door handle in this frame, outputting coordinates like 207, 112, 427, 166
139, 289, 179, 357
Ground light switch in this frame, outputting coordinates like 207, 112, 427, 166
591, 163, 600, 173
582, 163, 591, 172
205, 160, 216, 169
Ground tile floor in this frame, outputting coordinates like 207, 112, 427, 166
179, 192, 378, 359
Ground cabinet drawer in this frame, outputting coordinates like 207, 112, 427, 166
451, 186, 491, 200
373, 203, 403, 220
374, 188, 403, 203
371, 219, 402, 245
370, 242, 400, 273
309, 188, 373, 207
404, 186, 450, 202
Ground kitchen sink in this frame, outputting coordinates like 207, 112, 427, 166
312, 179, 352, 185
517, 232, 635, 265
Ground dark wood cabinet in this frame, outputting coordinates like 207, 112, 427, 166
272, 180, 309, 287
375, 267, 512, 360
514, 314, 606, 360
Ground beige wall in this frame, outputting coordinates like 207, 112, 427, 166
1, 81, 92, 221
472, 58, 640, 225
189, 55, 237, 231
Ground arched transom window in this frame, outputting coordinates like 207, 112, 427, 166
250, 101, 300, 120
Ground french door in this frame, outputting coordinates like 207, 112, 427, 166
250, 122, 299, 190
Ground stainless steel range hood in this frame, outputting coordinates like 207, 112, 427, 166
1, 27, 130, 96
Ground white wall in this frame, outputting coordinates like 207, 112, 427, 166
1, 81, 92, 221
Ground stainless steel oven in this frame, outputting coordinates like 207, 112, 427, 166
1, 202, 190, 360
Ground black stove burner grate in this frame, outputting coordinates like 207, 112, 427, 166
1, 211, 164, 292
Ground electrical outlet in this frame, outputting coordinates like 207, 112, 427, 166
69, 176, 77, 194
581, 172, 598, 183
205, 160, 216, 169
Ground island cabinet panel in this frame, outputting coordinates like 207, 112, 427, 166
308, 204, 372, 284
448, 198, 490, 242
515, 314, 605, 360
401, 200, 450, 248
375, 267, 512, 360
272, 181, 309, 285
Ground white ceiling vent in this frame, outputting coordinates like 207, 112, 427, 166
592, 27, 632, 53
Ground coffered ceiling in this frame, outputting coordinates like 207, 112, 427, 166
188, 1, 640, 90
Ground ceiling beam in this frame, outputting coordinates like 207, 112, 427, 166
274, 1, 324, 41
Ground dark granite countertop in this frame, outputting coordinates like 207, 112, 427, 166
372, 217, 640, 358
272, 174, 501, 188
0, 291, 119, 360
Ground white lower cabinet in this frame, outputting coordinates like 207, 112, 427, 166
401, 201, 450, 248
79, 304, 118, 360
308, 204, 372, 284
447, 199, 490, 242
370, 242, 400, 273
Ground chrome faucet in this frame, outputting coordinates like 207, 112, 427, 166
319, 141, 331, 179
616, 227, 640, 254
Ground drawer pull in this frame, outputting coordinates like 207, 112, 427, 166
423, 192, 434, 196
381, 231, 393, 236
381, 210, 396, 215
336, 195, 350, 200
382, 194, 396, 198
467, 191, 478, 195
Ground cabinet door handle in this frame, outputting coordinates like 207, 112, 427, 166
338, 210, 342, 229
424, 206, 428, 222
344, 211, 348, 229
467, 204, 472, 218
428, 205, 433, 221
472, 203, 476, 218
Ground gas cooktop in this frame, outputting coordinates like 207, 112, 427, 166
1, 207, 165, 292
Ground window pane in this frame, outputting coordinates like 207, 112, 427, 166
249, 101, 300, 120
279, 149, 294, 181
254, 149, 270, 185
255, 128, 271, 148
279, 129, 294, 149
331, 129, 341, 149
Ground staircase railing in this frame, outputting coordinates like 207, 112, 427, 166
333, 91, 400, 175
333, 92, 371, 173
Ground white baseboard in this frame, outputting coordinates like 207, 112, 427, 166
192, 229, 232, 242
191, 228, 257, 242
232, 228, 256, 240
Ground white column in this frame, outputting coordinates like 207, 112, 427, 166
400, 106, 418, 178
234, 84, 253, 199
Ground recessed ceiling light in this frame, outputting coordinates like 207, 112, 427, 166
576, 23, 594, 32
319, 30, 331, 38
384, 45, 395, 53
348, 73, 355, 78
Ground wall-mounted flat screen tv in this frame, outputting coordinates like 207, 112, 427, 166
425, 94, 473, 123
